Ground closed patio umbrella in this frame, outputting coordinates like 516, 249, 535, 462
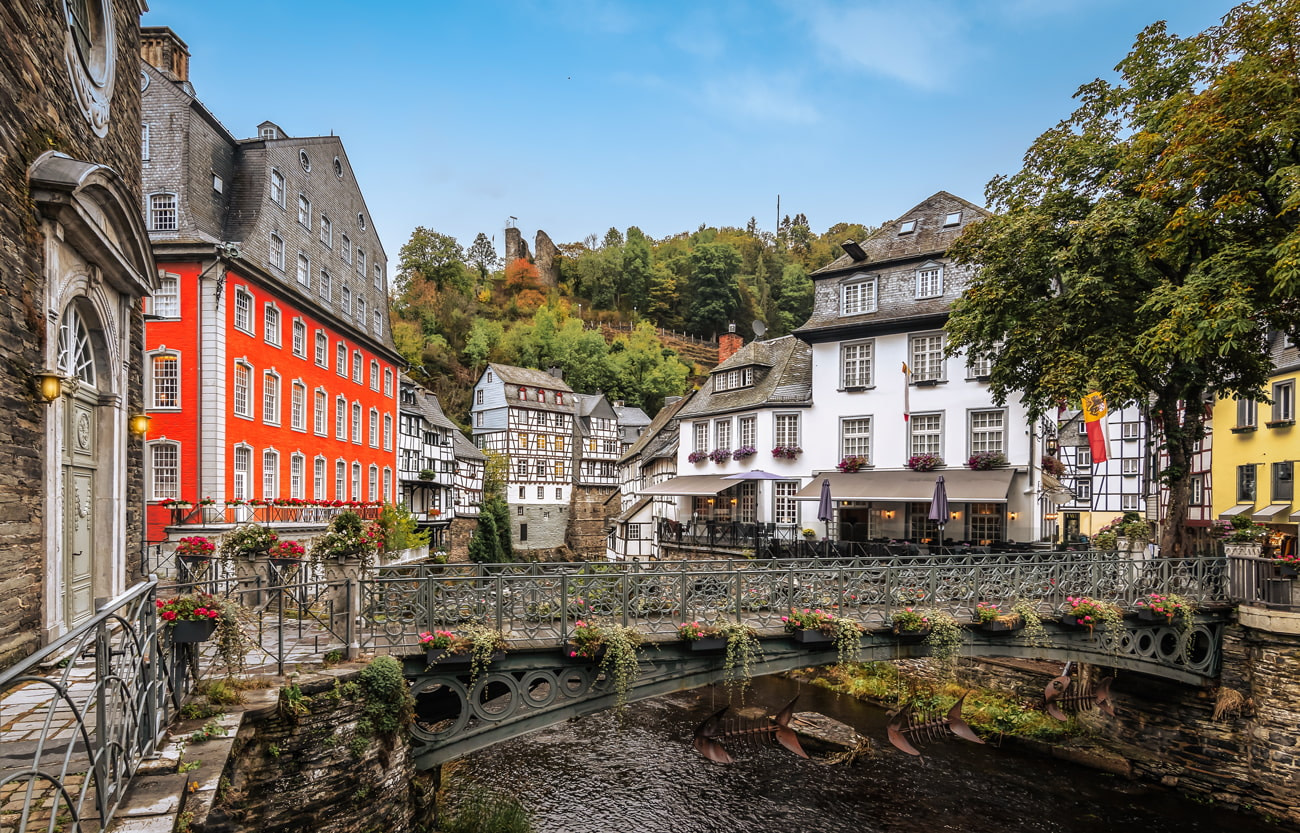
928, 475, 949, 543
817, 479, 833, 546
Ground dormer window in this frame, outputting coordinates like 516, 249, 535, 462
898, 219, 916, 235
841, 276, 877, 316
556, 392, 563, 405
536, 388, 544, 401
714, 367, 754, 392
916, 262, 944, 298
518, 387, 527, 400
944, 211, 962, 227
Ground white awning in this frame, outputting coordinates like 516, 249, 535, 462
639, 474, 739, 496
792, 469, 1016, 503
1252, 503, 1293, 522
1218, 504, 1255, 519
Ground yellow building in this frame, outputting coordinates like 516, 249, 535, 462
1212, 333, 1299, 559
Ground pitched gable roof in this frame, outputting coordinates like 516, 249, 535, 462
812, 191, 988, 276
486, 362, 575, 393
676, 335, 812, 419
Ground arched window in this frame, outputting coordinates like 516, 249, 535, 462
149, 193, 177, 231
368, 464, 379, 502
262, 448, 279, 499
262, 371, 280, 424
233, 361, 252, 417
58, 304, 97, 385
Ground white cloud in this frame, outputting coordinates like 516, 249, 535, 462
796, 0, 973, 90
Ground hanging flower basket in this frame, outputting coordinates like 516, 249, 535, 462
171, 619, 217, 643
687, 451, 708, 464
1041, 456, 1066, 477
732, 446, 756, 461
709, 448, 732, 464
771, 445, 802, 460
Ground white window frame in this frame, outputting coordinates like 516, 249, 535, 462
342, 234, 352, 264
739, 416, 756, 449
336, 343, 347, 376
149, 351, 181, 410
263, 303, 281, 346
314, 456, 327, 500
693, 422, 708, 454
352, 401, 362, 444
291, 319, 306, 357
968, 409, 1005, 456
1237, 398, 1257, 428
1121, 494, 1140, 512
1121, 421, 1141, 440
314, 389, 328, 436
909, 412, 943, 458
352, 462, 362, 501
384, 413, 393, 451
369, 464, 379, 502
384, 368, 394, 397
916, 263, 943, 298
369, 408, 380, 447
269, 232, 285, 271
841, 340, 873, 389
841, 416, 872, 461
149, 193, 178, 231
373, 309, 382, 336
357, 248, 366, 276
315, 331, 328, 367
233, 361, 253, 418
1074, 478, 1092, 502
840, 276, 877, 316
909, 333, 945, 382
336, 460, 347, 501
296, 252, 311, 287
154, 272, 180, 318
370, 360, 380, 391
352, 351, 363, 384
320, 214, 333, 247
290, 453, 305, 499
297, 194, 311, 227
262, 371, 281, 425
270, 168, 285, 206
774, 481, 799, 525
148, 441, 180, 501
291, 381, 306, 431
944, 211, 962, 227
1190, 474, 1204, 506
1076, 446, 1092, 468
319, 268, 332, 301
335, 396, 347, 440
1121, 458, 1140, 475
774, 413, 800, 448
384, 467, 393, 503
233, 287, 254, 334
715, 418, 732, 450
262, 449, 280, 500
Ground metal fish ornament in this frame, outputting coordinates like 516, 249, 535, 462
693, 697, 809, 764
1043, 663, 1115, 721
886, 693, 985, 757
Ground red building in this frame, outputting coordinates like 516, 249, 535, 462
139, 29, 401, 540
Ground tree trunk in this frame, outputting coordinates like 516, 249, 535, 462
1155, 386, 1206, 559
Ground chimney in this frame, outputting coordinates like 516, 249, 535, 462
614, 400, 624, 408
718, 323, 743, 364
140, 27, 190, 82
547, 366, 564, 381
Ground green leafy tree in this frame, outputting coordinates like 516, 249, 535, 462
399, 227, 471, 294
608, 323, 691, 412
686, 242, 742, 337
773, 264, 813, 335
488, 495, 513, 562
464, 318, 502, 374
946, 0, 1300, 558
468, 507, 502, 563
466, 232, 499, 280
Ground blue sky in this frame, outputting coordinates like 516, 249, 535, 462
142, 0, 1233, 266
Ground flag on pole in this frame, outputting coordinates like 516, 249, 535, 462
902, 362, 911, 422
1081, 391, 1109, 464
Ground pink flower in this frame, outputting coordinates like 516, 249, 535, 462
569, 651, 577, 658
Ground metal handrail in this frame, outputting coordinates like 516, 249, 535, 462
0, 579, 174, 833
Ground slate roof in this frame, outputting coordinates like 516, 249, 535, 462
676, 335, 812, 419
452, 431, 486, 462
619, 393, 693, 464
488, 363, 575, 392
613, 403, 651, 429
796, 192, 991, 338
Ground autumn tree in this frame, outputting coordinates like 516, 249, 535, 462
398, 227, 470, 294
946, 0, 1300, 558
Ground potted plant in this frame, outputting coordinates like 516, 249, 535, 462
801, 528, 817, 541
967, 452, 1008, 471
418, 629, 462, 665
906, 454, 943, 472
157, 592, 223, 642
709, 447, 732, 464
418, 468, 436, 481
311, 510, 384, 566
268, 538, 306, 567
1134, 593, 1195, 633
568, 620, 644, 711
771, 445, 802, 460
732, 445, 757, 460
1062, 595, 1120, 631
677, 620, 725, 652
784, 607, 836, 644
836, 455, 868, 473
1275, 551, 1300, 578
687, 450, 708, 464
221, 524, 277, 563
973, 601, 1023, 633
175, 535, 216, 568
891, 607, 932, 639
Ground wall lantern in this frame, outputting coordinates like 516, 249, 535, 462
129, 413, 152, 436
883, 509, 896, 520
37, 370, 64, 403
1045, 513, 1059, 521
1007, 511, 1019, 521
950, 510, 961, 521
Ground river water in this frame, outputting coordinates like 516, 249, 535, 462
451, 675, 1283, 833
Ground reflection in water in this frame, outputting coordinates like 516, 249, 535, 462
453, 675, 1280, 833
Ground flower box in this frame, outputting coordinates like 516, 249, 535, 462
177, 553, 211, 568
687, 637, 727, 652
1135, 608, 1177, 624
892, 627, 931, 642
791, 628, 833, 645
1280, 564, 1299, 578
269, 556, 303, 569
425, 648, 474, 667
1060, 615, 1093, 629
563, 643, 605, 662
171, 619, 217, 643
977, 615, 1023, 634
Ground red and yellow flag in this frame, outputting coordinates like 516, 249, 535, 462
1081, 391, 1109, 464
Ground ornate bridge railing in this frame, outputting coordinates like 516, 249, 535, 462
0, 581, 179, 833
359, 551, 1231, 657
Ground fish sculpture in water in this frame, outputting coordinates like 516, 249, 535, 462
886, 692, 984, 757
1043, 662, 1115, 721
693, 696, 809, 764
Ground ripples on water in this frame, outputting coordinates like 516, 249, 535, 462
454, 676, 1280, 833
